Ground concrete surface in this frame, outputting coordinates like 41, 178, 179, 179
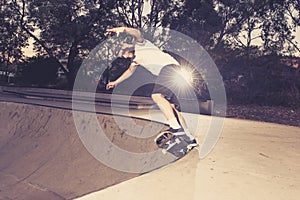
0, 102, 173, 199
77, 118, 300, 200
0, 90, 300, 200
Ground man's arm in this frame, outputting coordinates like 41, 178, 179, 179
106, 62, 137, 90
106, 27, 144, 43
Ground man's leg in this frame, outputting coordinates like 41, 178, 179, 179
152, 93, 197, 147
152, 64, 197, 146
171, 104, 196, 141
151, 93, 181, 129
170, 103, 186, 129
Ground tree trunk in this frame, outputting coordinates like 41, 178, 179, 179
66, 41, 79, 89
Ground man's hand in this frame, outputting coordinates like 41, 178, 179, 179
106, 27, 125, 35
106, 81, 117, 90
105, 27, 143, 43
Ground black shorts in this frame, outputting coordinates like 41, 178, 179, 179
152, 64, 180, 109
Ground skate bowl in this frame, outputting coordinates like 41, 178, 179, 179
1, 100, 300, 200
77, 115, 300, 200
0, 102, 175, 199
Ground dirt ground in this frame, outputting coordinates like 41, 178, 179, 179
227, 104, 300, 127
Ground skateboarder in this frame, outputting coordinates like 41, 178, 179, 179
105, 27, 197, 147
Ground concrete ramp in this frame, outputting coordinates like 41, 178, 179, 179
1, 100, 300, 200
77, 116, 300, 200
0, 102, 172, 199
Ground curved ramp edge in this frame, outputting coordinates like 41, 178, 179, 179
0, 102, 175, 199
76, 116, 300, 200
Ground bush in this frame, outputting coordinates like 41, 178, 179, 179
221, 55, 300, 108
17, 57, 61, 87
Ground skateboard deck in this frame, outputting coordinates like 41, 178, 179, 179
154, 131, 193, 158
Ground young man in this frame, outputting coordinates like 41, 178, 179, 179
106, 27, 197, 147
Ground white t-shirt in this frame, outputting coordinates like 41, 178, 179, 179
133, 39, 179, 76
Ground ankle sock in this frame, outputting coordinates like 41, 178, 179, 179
168, 118, 181, 129
184, 129, 196, 140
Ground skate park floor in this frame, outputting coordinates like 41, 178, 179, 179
0, 89, 300, 200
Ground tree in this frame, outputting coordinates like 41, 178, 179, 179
18, 56, 60, 86
10, 0, 118, 87
165, 0, 222, 49
0, 0, 28, 82
260, 0, 300, 56
114, 0, 183, 29
213, 0, 300, 57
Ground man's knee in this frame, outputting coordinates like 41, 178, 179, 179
151, 93, 163, 103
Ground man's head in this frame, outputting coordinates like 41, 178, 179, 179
121, 45, 135, 58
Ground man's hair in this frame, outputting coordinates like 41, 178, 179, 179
123, 47, 135, 54
117, 43, 135, 57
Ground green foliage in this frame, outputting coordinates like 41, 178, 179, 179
10, 0, 119, 87
167, 0, 222, 48
17, 56, 60, 86
213, 0, 300, 56
221, 54, 300, 107
1, 0, 300, 108
0, 0, 28, 61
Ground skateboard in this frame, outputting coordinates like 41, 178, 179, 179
154, 131, 193, 158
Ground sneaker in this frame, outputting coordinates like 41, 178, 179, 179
154, 131, 174, 147
187, 139, 198, 148
168, 127, 185, 135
